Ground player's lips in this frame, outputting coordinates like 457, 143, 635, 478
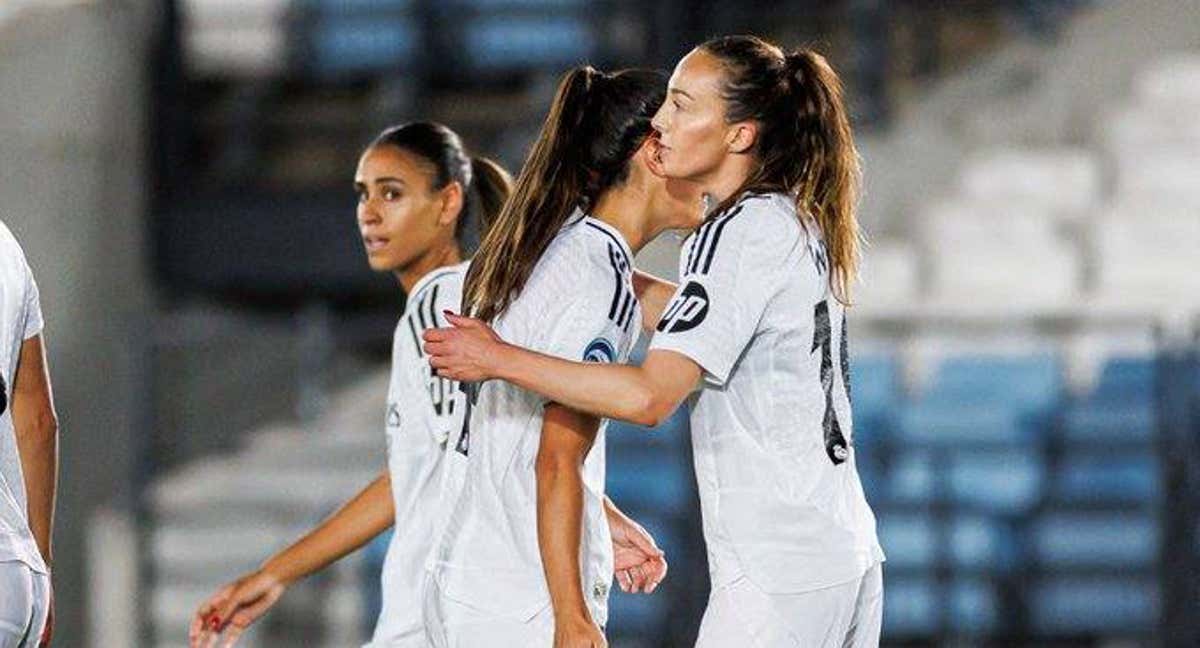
363, 235, 390, 252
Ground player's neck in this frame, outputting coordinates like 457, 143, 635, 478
590, 187, 654, 255
702, 154, 756, 205
395, 242, 462, 294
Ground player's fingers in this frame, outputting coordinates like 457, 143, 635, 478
647, 557, 668, 593
443, 311, 472, 327
203, 628, 222, 648
219, 620, 249, 648
191, 590, 228, 645
634, 565, 650, 593
422, 327, 451, 342
192, 614, 220, 647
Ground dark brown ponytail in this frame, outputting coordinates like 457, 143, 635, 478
701, 36, 863, 304
462, 66, 664, 322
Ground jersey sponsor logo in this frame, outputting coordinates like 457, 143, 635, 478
583, 337, 617, 363
656, 281, 709, 333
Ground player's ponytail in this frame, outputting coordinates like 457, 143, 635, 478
368, 122, 513, 255
701, 36, 862, 304
469, 156, 511, 237
463, 66, 664, 322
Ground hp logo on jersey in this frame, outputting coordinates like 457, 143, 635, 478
584, 338, 617, 364
656, 281, 709, 333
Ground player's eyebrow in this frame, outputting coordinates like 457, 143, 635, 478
373, 177, 405, 185
669, 87, 694, 101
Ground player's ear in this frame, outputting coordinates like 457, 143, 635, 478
726, 121, 757, 155
643, 136, 668, 178
437, 181, 465, 227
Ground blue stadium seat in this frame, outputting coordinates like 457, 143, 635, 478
949, 516, 1018, 571
923, 354, 1062, 414
857, 454, 886, 503
361, 527, 393, 631
463, 17, 595, 70
949, 578, 1000, 634
606, 451, 692, 516
1092, 356, 1155, 402
606, 406, 689, 453
848, 355, 900, 421
1052, 452, 1161, 504
883, 578, 939, 636
1031, 512, 1159, 567
887, 450, 936, 504
947, 450, 1044, 514
876, 513, 938, 569
309, 18, 419, 75
1030, 577, 1159, 634
307, 0, 415, 15
449, 0, 588, 7
897, 401, 1036, 447
606, 587, 669, 639
1061, 399, 1156, 444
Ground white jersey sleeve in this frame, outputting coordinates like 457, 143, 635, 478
650, 195, 801, 385
21, 260, 41, 341
518, 222, 638, 369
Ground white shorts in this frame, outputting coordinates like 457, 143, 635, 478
696, 562, 883, 648
0, 561, 49, 648
422, 574, 554, 648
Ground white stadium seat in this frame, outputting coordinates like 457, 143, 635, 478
855, 238, 920, 312
1113, 146, 1200, 207
957, 148, 1099, 214
1134, 54, 1200, 108
1091, 212, 1200, 312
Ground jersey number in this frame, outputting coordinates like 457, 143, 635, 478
812, 300, 850, 465
454, 382, 477, 456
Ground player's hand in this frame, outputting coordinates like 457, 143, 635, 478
189, 570, 286, 648
554, 614, 607, 648
38, 582, 53, 647
423, 311, 504, 382
608, 511, 667, 594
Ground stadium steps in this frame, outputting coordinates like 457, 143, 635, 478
141, 369, 390, 647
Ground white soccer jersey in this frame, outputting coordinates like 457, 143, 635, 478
370, 261, 472, 645
0, 221, 47, 575
429, 212, 639, 630
650, 192, 884, 594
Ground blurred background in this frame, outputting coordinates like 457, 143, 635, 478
1, 0, 1198, 645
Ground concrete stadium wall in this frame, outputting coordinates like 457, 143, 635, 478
0, 1, 156, 643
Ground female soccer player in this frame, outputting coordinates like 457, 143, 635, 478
426, 36, 886, 647
421, 67, 698, 648
189, 122, 667, 648
0, 222, 58, 648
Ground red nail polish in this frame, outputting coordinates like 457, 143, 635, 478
209, 616, 221, 629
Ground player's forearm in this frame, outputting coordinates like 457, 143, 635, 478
12, 408, 56, 566
261, 471, 394, 586
493, 344, 664, 426
536, 456, 590, 622
632, 270, 678, 333
12, 335, 58, 567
